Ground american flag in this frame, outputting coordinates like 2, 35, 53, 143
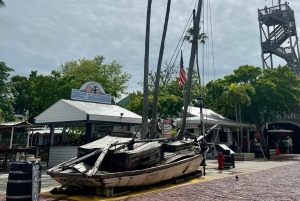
178, 51, 186, 88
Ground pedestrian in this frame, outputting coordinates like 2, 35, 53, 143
282, 137, 290, 154
242, 137, 248, 152
210, 140, 215, 158
287, 136, 293, 154
232, 140, 238, 152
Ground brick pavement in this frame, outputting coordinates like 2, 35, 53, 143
116, 155, 300, 201
0, 155, 299, 201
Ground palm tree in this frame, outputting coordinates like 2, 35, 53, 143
141, 0, 152, 139
223, 83, 253, 152
0, 0, 5, 7
151, 0, 171, 139
184, 27, 208, 86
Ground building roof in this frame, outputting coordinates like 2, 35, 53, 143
0, 121, 33, 128
116, 95, 131, 108
29, 127, 65, 135
176, 106, 255, 128
35, 99, 142, 125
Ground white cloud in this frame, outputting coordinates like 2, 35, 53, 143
1, 0, 300, 100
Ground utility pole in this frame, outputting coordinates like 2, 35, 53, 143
151, 0, 172, 139
181, 0, 203, 133
141, 0, 152, 139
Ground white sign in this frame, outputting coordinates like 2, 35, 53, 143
224, 127, 230, 132
31, 163, 40, 201
71, 82, 111, 104
187, 124, 198, 129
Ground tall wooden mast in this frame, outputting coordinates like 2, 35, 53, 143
181, 0, 203, 134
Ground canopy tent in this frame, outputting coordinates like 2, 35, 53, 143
0, 121, 33, 149
267, 129, 293, 137
175, 106, 255, 128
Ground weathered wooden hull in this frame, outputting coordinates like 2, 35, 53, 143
48, 154, 202, 188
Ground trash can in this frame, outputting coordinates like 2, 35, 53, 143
6, 162, 42, 201
221, 150, 235, 168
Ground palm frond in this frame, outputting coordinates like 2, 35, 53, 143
0, 0, 5, 7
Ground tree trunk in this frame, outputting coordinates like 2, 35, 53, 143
253, 114, 267, 150
239, 104, 243, 153
151, 0, 171, 139
235, 103, 239, 151
141, 0, 152, 139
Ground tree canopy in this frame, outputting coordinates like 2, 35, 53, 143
59, 55, 131, 100
0, 62, 15, 122
10, 55, 131, 123
206, 65, 300, 147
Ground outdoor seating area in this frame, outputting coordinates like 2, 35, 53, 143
0, 147, 37, 169
0, 121, 40, 169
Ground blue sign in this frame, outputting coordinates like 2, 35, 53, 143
70, 82, 112, 104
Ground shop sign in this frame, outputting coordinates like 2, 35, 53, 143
71, 82, 111, 104
187, 124, 198, 129
164, 124, 172, 130
163, 119, 172, 125
163, 119, 172, 136
223, 127, 230, 132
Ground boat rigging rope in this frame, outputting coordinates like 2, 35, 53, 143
168, 0, 194, 68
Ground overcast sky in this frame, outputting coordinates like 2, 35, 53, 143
1, 0, 300, 101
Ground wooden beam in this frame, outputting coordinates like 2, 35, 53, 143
86, 142, 112, 177
62, 149, 102, 170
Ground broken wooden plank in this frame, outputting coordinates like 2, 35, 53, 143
86, 142, 112, 177
72, 162, 92, 173
62, 149, 102, 170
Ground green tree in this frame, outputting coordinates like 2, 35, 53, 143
223, 83, 254, 151
0, 62, 15, 121
184, 27, 208, 86
0, 0, 5, 7
127, 68, 201, 119
60, 55, 131, 103
206, 65, 300, 150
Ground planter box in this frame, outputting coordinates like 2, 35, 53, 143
234, 153, 255, 161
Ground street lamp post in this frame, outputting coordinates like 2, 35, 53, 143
197, 96, 206, 176
263, 108, 271, 159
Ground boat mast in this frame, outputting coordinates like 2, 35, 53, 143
150, 0, 172, 139
181, 0, 203, 134
141, 0, 152, 139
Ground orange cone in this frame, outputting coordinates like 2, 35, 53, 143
276, 147, 280, 155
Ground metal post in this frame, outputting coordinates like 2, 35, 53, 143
264, 109, 271, 159
197, 96, 206, 176
247, 128, 250, 153
10, 126, 14, 149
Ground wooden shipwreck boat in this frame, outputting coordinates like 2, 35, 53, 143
47, 135, 202, 195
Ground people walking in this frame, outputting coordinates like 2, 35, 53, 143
282, 137, 290, 154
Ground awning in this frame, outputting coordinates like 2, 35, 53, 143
35, 99, 142, 125
0, 121, 33, 149
267, 129, 293, 136
175, 106, 255, 128
0, 121, 33, 128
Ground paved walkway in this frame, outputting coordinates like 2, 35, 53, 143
0, 154, 299, 201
